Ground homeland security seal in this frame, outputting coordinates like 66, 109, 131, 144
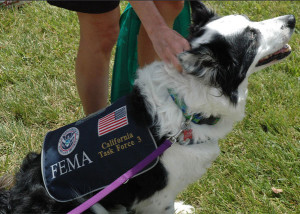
58, 127, 79, 156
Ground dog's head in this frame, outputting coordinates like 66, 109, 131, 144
178, 2, 295, 104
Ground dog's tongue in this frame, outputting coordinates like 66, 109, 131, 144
273, 44, 291, 55
258, 44, 291, 64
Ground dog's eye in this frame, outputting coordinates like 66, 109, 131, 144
248, 28, 258, 40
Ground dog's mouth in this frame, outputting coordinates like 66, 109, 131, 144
256, 44, 292, 67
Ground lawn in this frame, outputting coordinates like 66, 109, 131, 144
0, 1, 299, 213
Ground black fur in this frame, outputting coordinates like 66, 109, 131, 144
0, 190, 9, 214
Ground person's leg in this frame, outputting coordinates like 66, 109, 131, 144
137, 1, 185, 67
76, 7, 120, 115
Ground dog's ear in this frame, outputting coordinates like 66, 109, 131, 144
177, 46, 217, 77
189, 1, 218, 35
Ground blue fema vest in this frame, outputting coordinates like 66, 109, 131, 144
42, 96, 158, 202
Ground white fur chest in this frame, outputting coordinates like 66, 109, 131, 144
161, 142, 220, 195
131, 142, 220, 214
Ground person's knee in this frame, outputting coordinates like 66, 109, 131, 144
78, 12, 120, 53
82, 22, 119, 53
166, 0, 185, 14
96, 24, 119, 53
155, 1, 184, 20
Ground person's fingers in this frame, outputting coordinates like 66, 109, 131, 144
181, 39, 191, 52
171, 30, 191, 51
156, 44, 185, 72
149, 29, 190, 72
175, 64, 183, 73
169, 54, 183, 72
169, 39, 189, 72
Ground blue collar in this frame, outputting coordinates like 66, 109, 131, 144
168, 89, 220, 125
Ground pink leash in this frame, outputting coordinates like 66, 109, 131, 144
68, 139, 173, 214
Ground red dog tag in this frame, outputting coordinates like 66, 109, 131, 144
183, 129, 193, 141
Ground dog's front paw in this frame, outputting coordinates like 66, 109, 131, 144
174, 201, 195, 214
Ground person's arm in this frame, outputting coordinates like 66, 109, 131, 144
129, 1, 190, 71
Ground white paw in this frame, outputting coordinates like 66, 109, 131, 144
174, 201, 195, 214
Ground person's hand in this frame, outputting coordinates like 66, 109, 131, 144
129, 1, 190, 71
148, 25, 190, 72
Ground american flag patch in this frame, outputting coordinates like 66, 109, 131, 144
98, 106, 128, 136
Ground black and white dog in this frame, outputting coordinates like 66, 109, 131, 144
0, 2, 295, 214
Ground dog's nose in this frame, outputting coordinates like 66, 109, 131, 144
287, 15, 296, 29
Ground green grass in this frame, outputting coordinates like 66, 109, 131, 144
0, 1, 299, 213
